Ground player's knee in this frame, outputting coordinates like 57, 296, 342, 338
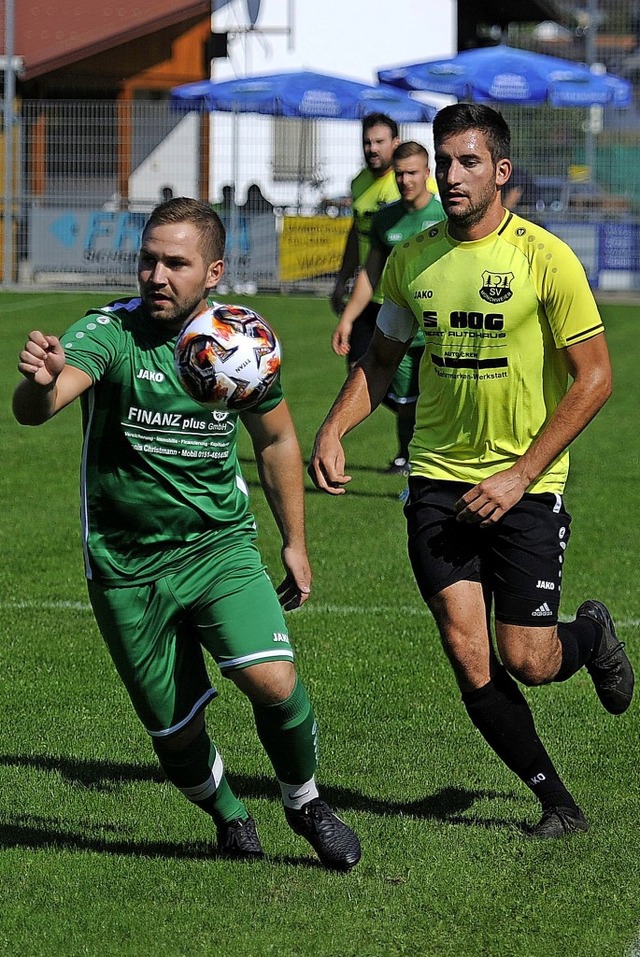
497, 624, 560, 686
501, 646, 554, 686
152, 712, 206, 754
230, 660, 297, 705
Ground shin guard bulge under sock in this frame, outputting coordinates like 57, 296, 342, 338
152, 727, 247, 824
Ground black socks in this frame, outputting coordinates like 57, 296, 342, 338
463, 667, 577, 810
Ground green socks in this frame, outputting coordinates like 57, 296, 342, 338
252, 676, 319, 785
152, 728, 247, 825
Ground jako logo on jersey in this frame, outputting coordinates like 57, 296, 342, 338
479, 271, 514, 304
537, 580, 555, 590
272, 633, 289, 643
211, 410, 229, 422
136, 369, 165, 383
532, 602, 553, 617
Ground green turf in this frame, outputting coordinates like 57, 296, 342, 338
0, 291, 638, 957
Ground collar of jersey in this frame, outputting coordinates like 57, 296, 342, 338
444, 209, 511, 249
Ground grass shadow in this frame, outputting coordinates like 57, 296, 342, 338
0, 753, 524, 850
0, 813, 323, 866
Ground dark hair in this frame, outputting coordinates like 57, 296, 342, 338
393, 140, 430, 164
143, 196, 226, 262
433, 104, 511, 164
362, 112, 399, 139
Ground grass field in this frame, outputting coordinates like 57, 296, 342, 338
0, 290, 638, 957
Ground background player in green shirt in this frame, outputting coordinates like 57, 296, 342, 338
309, 105, 633, 840
332, 141, 444, 475
13, 197, 361, 870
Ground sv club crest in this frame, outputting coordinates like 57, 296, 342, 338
479, 271, 514, 304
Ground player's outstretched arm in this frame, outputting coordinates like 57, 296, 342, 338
309, 327, 406, 494
242, 400, 311, 610
332, 246, 386, 357
12, 331, 92, 425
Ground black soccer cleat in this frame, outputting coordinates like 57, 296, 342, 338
284, 798, 361, 871
385, 457, 410, 476
217, 815, 265, 860
579, 600, 635, 714
528, 805, 589, 839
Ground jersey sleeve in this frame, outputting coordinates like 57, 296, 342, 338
247, 371, 284, 414
536, 239, 605, 348
381, 242, 410, 309
59, 309, 124, 381
369, 210, 387, 254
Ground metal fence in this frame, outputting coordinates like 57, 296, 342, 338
1, 89, 640, 292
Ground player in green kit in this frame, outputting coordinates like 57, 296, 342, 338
310, 105, 634, 839
332, 141, 444, 475
12, 196, 361, 870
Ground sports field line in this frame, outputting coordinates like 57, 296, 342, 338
0, 296, 76, 315
1, 599, 639, 629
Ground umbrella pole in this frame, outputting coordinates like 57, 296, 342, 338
228, 111, 240, 288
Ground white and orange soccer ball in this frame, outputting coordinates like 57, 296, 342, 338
175, 303, 281, 412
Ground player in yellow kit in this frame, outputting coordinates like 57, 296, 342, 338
329, 113, 400, 362
333, 141, 444, 475
310, 104, 634, 839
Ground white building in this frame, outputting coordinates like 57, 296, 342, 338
151, 0, 456, 211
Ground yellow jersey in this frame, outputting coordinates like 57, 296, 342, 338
382, 210, 604, 493
351, 166, 400, 302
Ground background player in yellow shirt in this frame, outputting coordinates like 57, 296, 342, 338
332, 140, 444, 476
310, 103, 634, 839
329, 112, 400, 357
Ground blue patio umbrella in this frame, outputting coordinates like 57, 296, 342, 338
170, 69, 437, 121
377, 45, 632, 108
171, 71, 436, 283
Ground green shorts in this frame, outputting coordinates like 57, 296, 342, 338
387, 342, 423, 405
87, 535, 293, 737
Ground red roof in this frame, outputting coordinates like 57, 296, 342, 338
16, 1, 210, 80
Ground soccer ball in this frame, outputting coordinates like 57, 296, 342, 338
175, 304, 281, 412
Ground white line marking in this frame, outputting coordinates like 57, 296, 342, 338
1, 600, 639, 628
1, 600, 92, 610
0, 296, 79, 314
625, 930, 640, 957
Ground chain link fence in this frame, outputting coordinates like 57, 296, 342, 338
2, 2, 640, 293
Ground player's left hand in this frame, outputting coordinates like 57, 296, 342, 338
455, 468, 528, 526
308, 432, 352, 495
277, 546, 312, 611
331, 317, 353, 356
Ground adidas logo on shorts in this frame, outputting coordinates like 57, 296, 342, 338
532, 602, 553, 617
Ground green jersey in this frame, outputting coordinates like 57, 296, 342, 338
370, 195, 445, 254
382, 211, 604, 493
370, 195, 445, 348
60, 297, 283, 584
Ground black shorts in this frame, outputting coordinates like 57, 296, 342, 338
404, 478, 572, 627
349, 301, 381, 365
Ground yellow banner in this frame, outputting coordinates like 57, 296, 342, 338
279, 216, 351, 282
